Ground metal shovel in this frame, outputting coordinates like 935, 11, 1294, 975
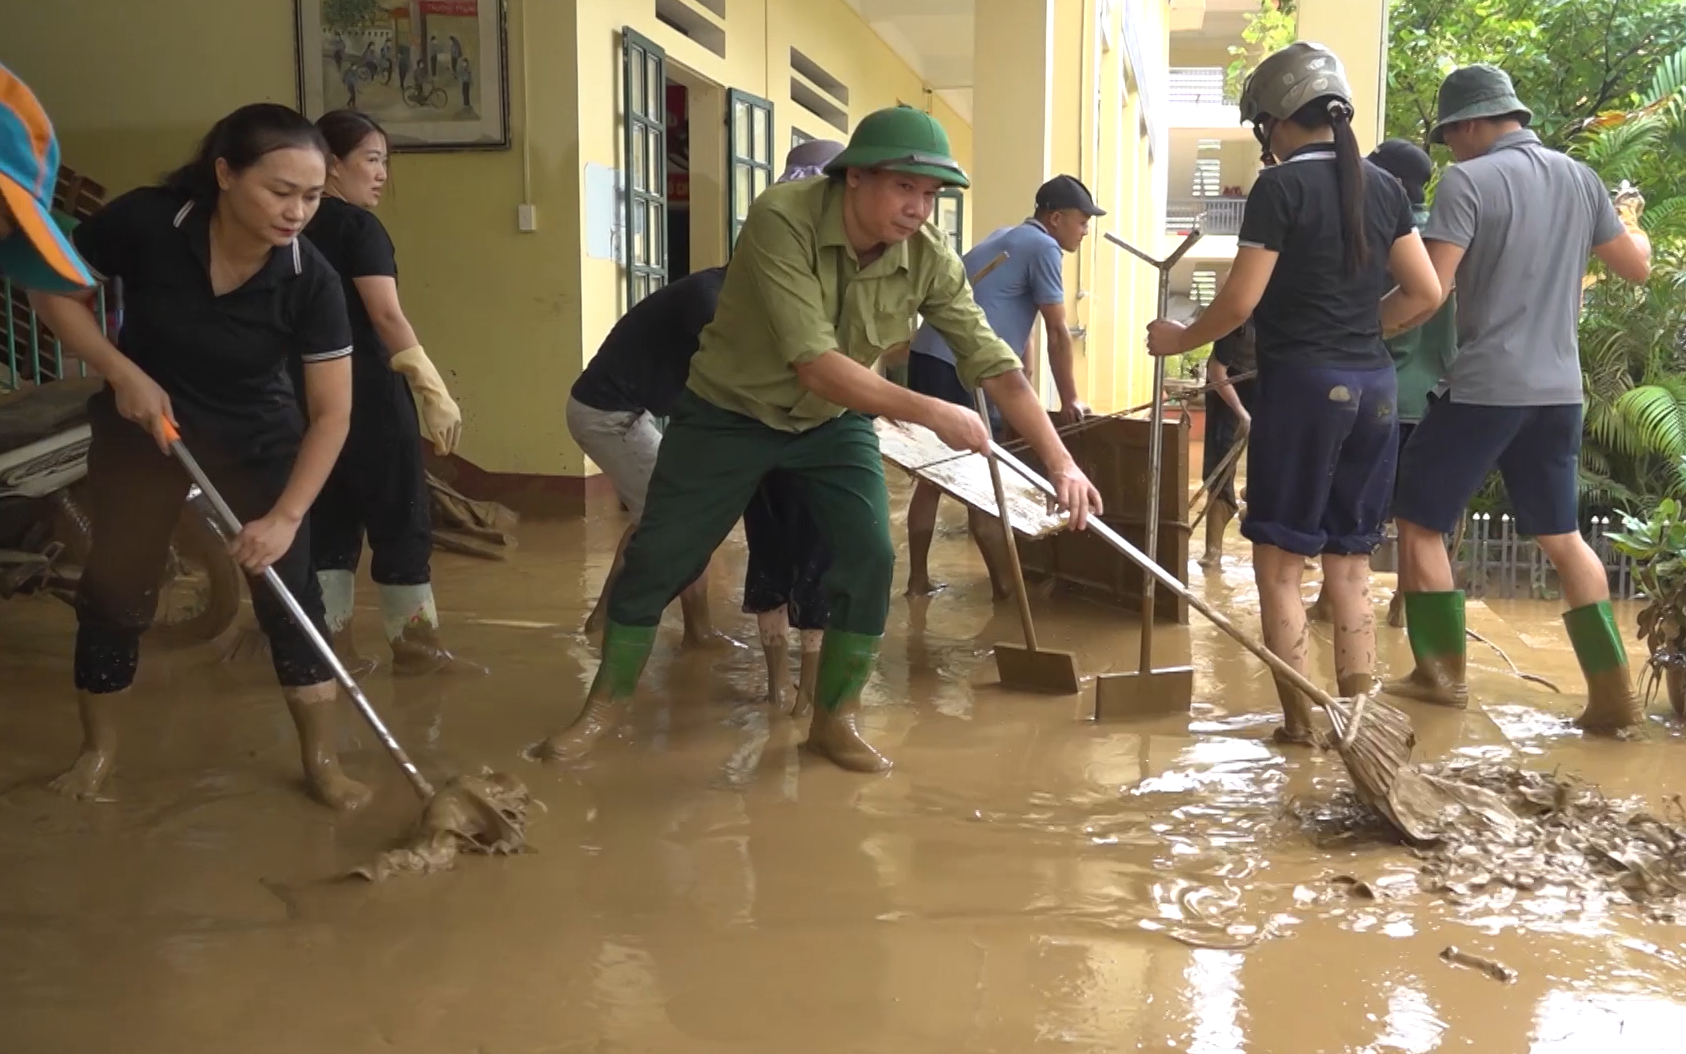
1096, 230, 1202, 717
974, 389, 1080, 695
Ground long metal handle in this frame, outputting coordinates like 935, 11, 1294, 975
161, 421, 436, 800
975, 390, 1038, 651
1104, 231, 1202, 674
988, 439, 1342, 711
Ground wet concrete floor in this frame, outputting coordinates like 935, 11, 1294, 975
2, 470, 1684, 1053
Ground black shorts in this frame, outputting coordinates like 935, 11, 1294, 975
907, 351, 1003, 436
1394, 398, 1582, 537
740, 470, 830, 630
1202, 381, 1255, 505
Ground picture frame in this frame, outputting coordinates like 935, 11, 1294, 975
295, 0, 511, 152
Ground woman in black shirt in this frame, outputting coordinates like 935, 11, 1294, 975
29, 104, 367, 810
1144, 44, 1441, 744
301, 110, 477, 677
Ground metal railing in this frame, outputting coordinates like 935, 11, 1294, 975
1370, 514, 1643, 601
1168, 67, 1236, 107
1165, 196, 1245, 236
2, 279, 109, 393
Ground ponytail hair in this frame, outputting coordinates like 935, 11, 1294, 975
162, 103, 329, 200
1288, 96, 1368, 276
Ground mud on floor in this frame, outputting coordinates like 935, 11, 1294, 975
1, 483, 1685, 1053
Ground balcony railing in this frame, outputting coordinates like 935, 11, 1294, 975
1168, 67, 1237, 107
1165, 197, 1245, 236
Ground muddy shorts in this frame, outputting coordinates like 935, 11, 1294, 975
566, 395, 662, 521
608, 390, 892, 636
1394, 398, 1581, 537
741, 470, 831, 630
1241, 364, 1397, 557
908, 350, 1004, 437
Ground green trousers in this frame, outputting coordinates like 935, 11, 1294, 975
607, 390, 894, 636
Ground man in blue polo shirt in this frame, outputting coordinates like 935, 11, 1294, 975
903, 174, 1103, 597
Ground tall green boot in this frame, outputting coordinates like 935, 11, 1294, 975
803, 630, 892, 773
1384, 591, 1467, 708
1566, 601, 1641, 733
538, 622, 657, 760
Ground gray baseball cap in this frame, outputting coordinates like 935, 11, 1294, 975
1430, 64, 1532, 144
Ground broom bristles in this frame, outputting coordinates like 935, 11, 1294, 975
1323, 691, 1419, 835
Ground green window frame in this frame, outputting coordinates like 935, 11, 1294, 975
622, 28, 667, 307
727, 88, 774, 252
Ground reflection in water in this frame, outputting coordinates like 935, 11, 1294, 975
0, 476, 1682, 1052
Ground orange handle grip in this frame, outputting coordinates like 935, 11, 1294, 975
160, 417, 180, 443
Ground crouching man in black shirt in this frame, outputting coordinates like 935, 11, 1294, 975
568, 140, 846, 716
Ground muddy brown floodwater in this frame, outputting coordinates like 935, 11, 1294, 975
2, 470, 1685, 1053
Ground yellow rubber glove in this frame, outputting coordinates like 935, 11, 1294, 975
389, 345, 462, 456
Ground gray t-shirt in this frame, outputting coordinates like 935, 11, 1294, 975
1421, 130, 1624, 406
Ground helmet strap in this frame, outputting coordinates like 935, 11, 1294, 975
1253, 119, 1278, 166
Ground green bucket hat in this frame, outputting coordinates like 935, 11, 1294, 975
1430, 64, 1532, 144
824, 104, 970, 188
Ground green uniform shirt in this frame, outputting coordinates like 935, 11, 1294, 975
687, 177, 1021, 433
1389, 205, 1459, 423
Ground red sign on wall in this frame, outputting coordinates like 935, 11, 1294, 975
420, 0, 478, 16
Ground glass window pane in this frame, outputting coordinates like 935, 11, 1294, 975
628, 50, 644, 115
645, 57, 661, 119
733, 101, 752, 159
734, 166, 752, 221
753, 107, 769, 162
633, 212, 648, 267
755, 168, 769, 197
646, 128, 662, 195
632, 132, 646, 191
648, 201, 665, 266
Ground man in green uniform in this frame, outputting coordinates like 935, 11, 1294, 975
540, 105, 1103, 772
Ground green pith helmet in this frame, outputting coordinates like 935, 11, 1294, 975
823, 104, 970, 188
1239, 41, 1353, 125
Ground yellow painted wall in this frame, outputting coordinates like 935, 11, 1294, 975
5, 0, 967, 482
10, 0, 586, 476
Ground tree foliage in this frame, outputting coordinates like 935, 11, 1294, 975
1225, 1, 1298, 102
1386, 0, 1686, 150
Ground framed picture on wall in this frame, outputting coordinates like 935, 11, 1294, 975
295, 0, 510, 151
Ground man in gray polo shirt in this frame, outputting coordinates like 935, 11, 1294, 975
1380, 64, 1652, 731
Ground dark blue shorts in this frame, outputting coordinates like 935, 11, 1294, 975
1241, 364, 1398, 557
1394, 398, 1582, 537
1202, 381, 1256, 505
908, 350, 1004, 436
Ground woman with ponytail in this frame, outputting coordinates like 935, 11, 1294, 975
300, 109, 478, 677
28, 103, 367, 809
1143, 43, 1442, 745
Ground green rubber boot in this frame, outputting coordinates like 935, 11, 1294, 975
1384, 591, 1467, 708
1566, 601, 1641, 733
803, 630, 892, 773
539, 622, 658, 760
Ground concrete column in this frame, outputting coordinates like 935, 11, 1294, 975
1295, 0, 1388, 152
971, 0, 1054, 238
